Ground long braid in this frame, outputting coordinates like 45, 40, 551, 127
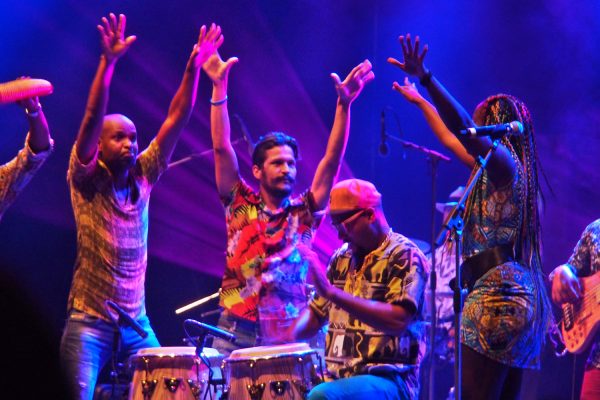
469, 94, 553, 340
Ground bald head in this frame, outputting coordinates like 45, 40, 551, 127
101, 114, 136, 139
98, 114, 138, 171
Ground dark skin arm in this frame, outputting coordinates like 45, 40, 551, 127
388, 34, 517, 187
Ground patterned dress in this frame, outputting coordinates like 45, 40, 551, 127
219, 179, 322, 341
310, 230, 429, 400
460, 165, 542, 369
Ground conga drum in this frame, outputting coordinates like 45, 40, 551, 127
221, 342, 322, 400
128, 347, 224, 399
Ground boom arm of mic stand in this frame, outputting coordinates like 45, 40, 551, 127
385, 133, 451, 162
167, 138, 246, 169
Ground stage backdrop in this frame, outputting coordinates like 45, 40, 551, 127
1, 1, 599, 398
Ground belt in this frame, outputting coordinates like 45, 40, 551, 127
461, 243, 515, 292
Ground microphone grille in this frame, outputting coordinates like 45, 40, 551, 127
0, 79, 53, 104
509, 121, 524, 134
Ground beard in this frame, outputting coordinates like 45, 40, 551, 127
263, 177, 294, 199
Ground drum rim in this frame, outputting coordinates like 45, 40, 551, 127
223, 349, 318, 364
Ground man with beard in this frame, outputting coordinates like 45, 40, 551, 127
59, 13, 223, 399
202, 37, 374, 352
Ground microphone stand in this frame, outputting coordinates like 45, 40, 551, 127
105, 306, 125, 399
168, 139, 245, 169
384, 132, 450, 400
433, 139, 501, 400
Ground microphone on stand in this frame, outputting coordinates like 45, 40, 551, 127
105, 300, 148, 339
459, 121, 523, 138
233, 113, 255, 156
378, 109, 389, 156
184, 319, 237, 343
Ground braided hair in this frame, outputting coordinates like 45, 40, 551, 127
469, 94, 553, 338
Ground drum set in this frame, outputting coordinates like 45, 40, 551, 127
127, 342, 324, 400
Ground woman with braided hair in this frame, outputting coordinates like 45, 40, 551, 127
388, 34, 552, 400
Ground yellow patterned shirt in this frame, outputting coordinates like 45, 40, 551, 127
0, 136, 53, 220
66, 140, 166, 321
310, 230, 429, 398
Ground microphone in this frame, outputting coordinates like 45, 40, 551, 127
459, 121, 523, 138
378, 109, 389, 156
0, 79, 53, 104
184, 319, 237, 343
105, 300, 148, 339
233, 114, 255, 156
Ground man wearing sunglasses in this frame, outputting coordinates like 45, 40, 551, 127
292, 178, 429, 400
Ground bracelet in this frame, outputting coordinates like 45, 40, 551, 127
419, 70, 433, 87
25, 103, 42, 118
210, 96, 228, 106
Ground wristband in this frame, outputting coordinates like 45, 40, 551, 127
210, 96, 228, 106
25, 103, 42, 118
419, 70, 433, 87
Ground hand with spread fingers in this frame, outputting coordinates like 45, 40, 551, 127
189, 23, 224, 71
202, 45, 239, 86
96, 13, 137, 63
332, 59, 375, 106
392, 76, 425, 105
387, 33, 429, 80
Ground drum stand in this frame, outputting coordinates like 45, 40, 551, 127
183, 321, 225, 400
434, 139, 500, 400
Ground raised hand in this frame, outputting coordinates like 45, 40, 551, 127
392, 77, 425, 104
387, 33, 428, 79
331, 59, 374, 106
202, 39, 239, 86
189, 23, 224, 70
97, 13, 136, 63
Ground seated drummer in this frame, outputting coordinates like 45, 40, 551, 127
289, 179, 429, 400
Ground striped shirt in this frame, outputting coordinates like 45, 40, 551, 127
66, 140, 166, 321
0, 136, 53, 220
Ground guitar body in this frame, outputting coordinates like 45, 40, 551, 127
562, 273, 600, 354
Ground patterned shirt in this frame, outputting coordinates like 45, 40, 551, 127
66, 140, 166, 321
0, 136, 53, 220
220, 179, 322, 337
310, 230, 429, 400
563, 219, 600, 368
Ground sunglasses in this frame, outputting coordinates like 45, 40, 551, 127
331, 209, 367, 232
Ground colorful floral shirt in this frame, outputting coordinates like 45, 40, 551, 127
563, 219, 600, 368
220, 179, 322, 337
310, 231, 429, 400
66, 140, 166, 321
0, 136, 53, 220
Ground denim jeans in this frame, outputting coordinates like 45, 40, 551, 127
59, 310, 160, 400
307, 372, 413, 400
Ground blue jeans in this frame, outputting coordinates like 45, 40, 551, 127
308, 373, 412, 400
59, 310, 160, 400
